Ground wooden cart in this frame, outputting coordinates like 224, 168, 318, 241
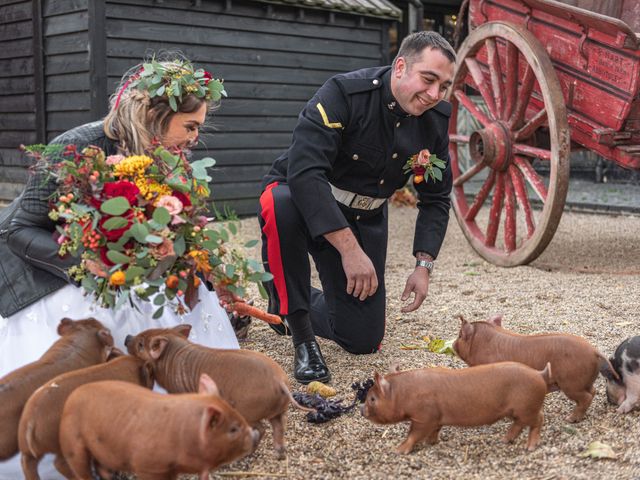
449, 0, 640, 265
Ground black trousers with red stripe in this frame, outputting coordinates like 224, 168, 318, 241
258, 182, 388, 354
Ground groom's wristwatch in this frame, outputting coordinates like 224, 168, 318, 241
415, 259, 434, 274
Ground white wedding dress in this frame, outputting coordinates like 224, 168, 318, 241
0, 283, 239, 480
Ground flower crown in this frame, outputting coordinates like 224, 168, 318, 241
124, 59, 226, 111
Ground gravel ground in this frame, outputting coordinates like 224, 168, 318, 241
206, 205, 640, 480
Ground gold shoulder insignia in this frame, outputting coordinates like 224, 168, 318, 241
316, 103, 343, 129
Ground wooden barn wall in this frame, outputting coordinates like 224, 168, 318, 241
43, 0, 92, 140
0, 0, 38, 191
104, 0, 390, 215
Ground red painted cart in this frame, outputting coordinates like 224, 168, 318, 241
449, 0, 640, 265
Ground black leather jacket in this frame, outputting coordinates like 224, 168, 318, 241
0, 121, 119, 317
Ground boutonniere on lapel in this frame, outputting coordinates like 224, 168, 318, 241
403, 149, 446, 184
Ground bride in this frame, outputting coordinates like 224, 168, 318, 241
0, 55, 241, 479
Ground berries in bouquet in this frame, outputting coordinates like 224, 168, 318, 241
27, 143, 271, 318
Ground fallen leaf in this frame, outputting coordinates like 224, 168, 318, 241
562, 425, 577, 435
577, 441, 617, 460
615, 321, 632, 327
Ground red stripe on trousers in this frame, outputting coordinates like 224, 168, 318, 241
259, 182, 289, 315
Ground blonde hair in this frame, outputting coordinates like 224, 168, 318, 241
103, 57, 217, 155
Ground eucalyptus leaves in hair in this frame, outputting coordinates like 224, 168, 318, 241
129, 59, 226, 111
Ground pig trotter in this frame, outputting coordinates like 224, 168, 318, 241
269, 413, 287, 460
617, 393, 639, 414
503, 422, 524, 444
53, 454, 74, 479
20, 452, 40, 480
526, 411, 544, 451
396, 422, 433, 454
567, 390, 595, 423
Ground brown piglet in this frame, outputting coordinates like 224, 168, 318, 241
125, 325, 311, 459
18, 353, 154, 480
0, 317, 114, 460
59, 374, 259, 480
453, 315, 618, 422
361, 362, 551, 453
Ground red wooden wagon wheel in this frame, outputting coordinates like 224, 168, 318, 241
449, 21, 570, 266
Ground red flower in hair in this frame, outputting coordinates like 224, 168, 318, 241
202, 71, 213, 85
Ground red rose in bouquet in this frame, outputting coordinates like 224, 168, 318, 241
103, 180, 140, 205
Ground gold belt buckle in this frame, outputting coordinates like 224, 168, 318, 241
351, 194, 374, 210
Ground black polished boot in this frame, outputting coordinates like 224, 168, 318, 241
294, 340, 331, 384
268, 317, 291, 336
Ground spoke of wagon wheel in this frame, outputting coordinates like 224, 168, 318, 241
449, 133, 470, 143
514, 155, 548, 202
454, 89, 492, 128
503, 41, 518, 121
508, 164, 535, 237
453, 160, 486, 187
485, 38, 504, 119
486, 172, 505, 246
514, 109, 547, 141
465, 170, 496, 221
513, 143, 552, 160
503, 173, 517, 251
464, 57, 497, 119
509, 64, 536, 128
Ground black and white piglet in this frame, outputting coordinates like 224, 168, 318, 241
600, 336, 640, 413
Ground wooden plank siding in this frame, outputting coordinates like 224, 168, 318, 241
0, 0, 393, 215
42, 0, 91, 140
0, 0, 36, 174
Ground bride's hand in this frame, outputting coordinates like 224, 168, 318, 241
213, 283, 245, 315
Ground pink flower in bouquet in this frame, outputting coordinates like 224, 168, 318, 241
106, 154, 125, 166
151, 237, 176, 261
103, 180, 140, 206
156, 195, 185, 225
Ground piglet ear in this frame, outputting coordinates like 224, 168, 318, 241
374, 372, 391, 398
488, 314, 503, 327
388, 362, 401, 374
460, 319, 474, 341
198, 373, 221, 397
97, 329, 114, 347
141, 362, 155, 389
149, 336, 169, 360
172, 324, 192, 339
200, 405, 223, 443
57, 318, 74, 335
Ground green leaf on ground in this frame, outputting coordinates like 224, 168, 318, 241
578, 441, 617, 460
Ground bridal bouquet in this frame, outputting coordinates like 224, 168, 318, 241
28, 143, 272, 319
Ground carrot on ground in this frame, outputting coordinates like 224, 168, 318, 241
231, 302, 282, 325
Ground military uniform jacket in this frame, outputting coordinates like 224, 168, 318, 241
262, 66, 453, 259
